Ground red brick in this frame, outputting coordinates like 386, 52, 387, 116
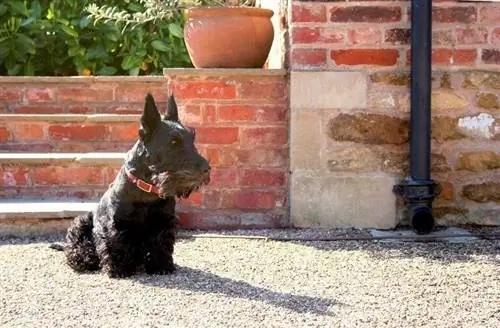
330, 6, 401, 23
58, 86, 114, 102
240, 169, 285, 187
12, 105, 64, 114
68, 105, 96, 114
179, 105, 202, 125
432, 30, 454, 46
208, 168, 238, 187
108, 123, 139, 142
103, 167, 121, 185
454, 49, 477, 64
237, 149, 288, 167
348, 28, 382, 45
203, 147, 221, 167
456, 28, 488, 44
178, 191, 203, 207
173, 80, 236, 99
216, 148, 239, 167
115, 84, 167, 102
292, 3, 326, 22
238, 80, 287, 100
25, 88, 56, 102
433, 7, 476, 23
291, 49, 327, 67
49, 124, 107, 141
0, 127, 9, 142
432, 49, 453, 64
32, 166, 104, 186
385, 28, 410, 45
12, 123, 45, 141
240, 127, 288, 146
0, 167, 29, 186
292, 27, 320, 44
292, 27, 344, 44
490, 28, 500, 45
332, 49, 399, 66
202, 190, 222, 209
203, 104, 216, 124
256, 106, 287, 123
218, 105, 256, 122
196, 127, 238, 144
0, 88, 22, 101
479, 6, 500, 22
234, 190, 282, 210
482, 49, 500, 64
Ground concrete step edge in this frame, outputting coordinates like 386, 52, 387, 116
0, 114, 140, 123
0, 200, 96, 220
0, 152, 126, 165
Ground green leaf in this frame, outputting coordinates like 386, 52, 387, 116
21, 17, 35, 27
168, 23, 183, 38
79, 16, 91, 29
87, 46, 108, 60
0, 4, 8, 16
31, 1, 42, 19
68, 46, 85, 57
97, 66, 117, 76
23, 61, 35, 75
121, 55, 142, 70
128, 67, 140, 76
60, 25, 78, 38
9, 1, 29, 16
151, 40, 169, 52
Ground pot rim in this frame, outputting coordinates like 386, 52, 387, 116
185, 6, 274, 19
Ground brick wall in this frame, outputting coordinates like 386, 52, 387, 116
289, 1, 500, 228
0, 71, 290, 229
290, 0, 500, 69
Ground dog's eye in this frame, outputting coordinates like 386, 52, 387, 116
171, 136, 182, 145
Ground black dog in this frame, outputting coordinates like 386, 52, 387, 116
51, 93, 210, 278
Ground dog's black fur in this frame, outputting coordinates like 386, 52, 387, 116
52, 93, 210, 278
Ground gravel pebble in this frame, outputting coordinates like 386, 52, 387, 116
0, 230, 499, 328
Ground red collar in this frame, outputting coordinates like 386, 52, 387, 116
124, 167, 161, 196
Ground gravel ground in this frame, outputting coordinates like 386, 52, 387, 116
0, 229, 499, 328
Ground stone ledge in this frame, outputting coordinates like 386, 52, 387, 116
164, 68, 288, 77
0, 114, 140, 122
0, 152, 125, 165
0, 76, 166, 83
0, 201, 95, 220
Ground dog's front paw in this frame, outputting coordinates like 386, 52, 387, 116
104, 266, 136, 279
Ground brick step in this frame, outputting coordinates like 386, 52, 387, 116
0, 153, 124, 199
0, 199, 283, 236
0, 114, 139, 152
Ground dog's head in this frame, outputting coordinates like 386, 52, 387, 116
127, 93, 210, 199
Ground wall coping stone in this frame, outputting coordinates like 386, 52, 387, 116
0, 76, 167, 83
163, 68, 288, 77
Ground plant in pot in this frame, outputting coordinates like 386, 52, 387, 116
85, 0, 274, 69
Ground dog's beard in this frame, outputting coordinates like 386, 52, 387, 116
152, 170, 210, 199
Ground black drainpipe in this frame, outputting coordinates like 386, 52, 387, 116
393, 0, 441, 234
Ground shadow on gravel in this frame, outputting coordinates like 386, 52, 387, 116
135, 265, 342, 316
289, 240, 500, 264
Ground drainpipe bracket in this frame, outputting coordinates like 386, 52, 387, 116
392, 178, 441, 202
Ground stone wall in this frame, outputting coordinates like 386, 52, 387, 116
289, 1, 500, 227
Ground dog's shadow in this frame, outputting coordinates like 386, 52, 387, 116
134, 265, 341, 316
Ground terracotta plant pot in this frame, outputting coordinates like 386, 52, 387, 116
183, 7, 274, 68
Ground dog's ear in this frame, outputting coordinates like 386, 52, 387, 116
139, 93, 161, 141
164, 92, 179, 122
